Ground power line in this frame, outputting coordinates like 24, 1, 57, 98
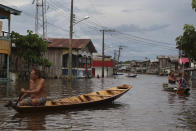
109, 33, 177, 51
115, 31, 175, 46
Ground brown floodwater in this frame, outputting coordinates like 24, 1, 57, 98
0, 74, 196, 131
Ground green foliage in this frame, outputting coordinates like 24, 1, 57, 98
176, 24, 196, 61
11, 30, 51, 67
122, 61, 131, 64
192, 0, 196, 11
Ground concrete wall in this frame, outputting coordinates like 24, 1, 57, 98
94, 67, 113, 77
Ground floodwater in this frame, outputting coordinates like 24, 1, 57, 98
0, 74, 196, 131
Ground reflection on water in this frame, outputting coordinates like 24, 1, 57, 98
0, 75, 196, 130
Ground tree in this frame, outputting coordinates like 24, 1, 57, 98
192, 0, 196, 11
11, 30, 51, 71
176, 24, 196, 61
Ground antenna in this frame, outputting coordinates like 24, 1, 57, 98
32, 0, 47, 38
32, 0, 35, 4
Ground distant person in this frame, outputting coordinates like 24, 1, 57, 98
168, 71, 177, 84
178, 73, 188, 89
19, 68, 46, 106
97, 74, 100, 79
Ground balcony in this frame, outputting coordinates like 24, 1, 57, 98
0, 38, 10, 56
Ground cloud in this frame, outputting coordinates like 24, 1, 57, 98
0, 0, 30, 8
121, 8, 144, 13
114, 24, 170, 33
1, 0, 195, 61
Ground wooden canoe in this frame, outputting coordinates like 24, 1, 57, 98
163, 83, 190, 94
12, 84, 132, 113
176, 88, 190, 94
127, 74, 137, 78
162, 83, 178, 92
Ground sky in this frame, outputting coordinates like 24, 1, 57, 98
0, 0, 196, 61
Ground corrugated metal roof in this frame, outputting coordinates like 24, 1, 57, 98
0, 4, 21, 17
47, 38, 97, 52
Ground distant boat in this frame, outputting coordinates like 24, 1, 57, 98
11, 84, 132, 113
127, 73, 137, 78
114, 72, 124, 75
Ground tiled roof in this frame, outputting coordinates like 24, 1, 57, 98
47, 38, 97, 52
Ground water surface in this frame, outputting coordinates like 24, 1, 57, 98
0, 74, 196, 130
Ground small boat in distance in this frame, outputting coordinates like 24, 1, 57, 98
127, 73, 137, 78
11, 84, 132, 113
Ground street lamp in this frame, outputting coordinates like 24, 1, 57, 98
73, 16, 90, 26
68, 0, 90, 80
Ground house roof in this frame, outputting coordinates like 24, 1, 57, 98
47, 38, 97, 53
0, 4, 21, 19
169, 56, 178, 62
157, 55, 169, 59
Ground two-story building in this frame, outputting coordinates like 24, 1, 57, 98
92, 53, 115, 77
0, 4, 21, 81
157, 55, 178, 75
44, 38, 97, 78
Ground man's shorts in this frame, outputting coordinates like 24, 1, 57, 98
23, 97, 46, 106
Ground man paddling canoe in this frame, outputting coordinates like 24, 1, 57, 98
19, 68, 46, 106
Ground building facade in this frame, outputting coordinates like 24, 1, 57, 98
0, 4, 21, 81
92, 54, 115, 77
44, 38, 97, 78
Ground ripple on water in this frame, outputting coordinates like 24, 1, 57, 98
0, 75, 196, 130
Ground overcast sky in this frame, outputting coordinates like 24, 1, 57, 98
1, 0, 196, 61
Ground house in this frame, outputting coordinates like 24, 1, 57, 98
92, 53, 115, 77
44, 38, 97, 78
0, 4, 21, 81
146, 59, 159, 74
118, 63, 130, 73
129, 60, 150, 73
157, 55, 178, 75
176, 45, 190, 69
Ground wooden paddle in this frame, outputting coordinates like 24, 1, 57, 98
15, 93, 23, 106
4, 93, 23, 107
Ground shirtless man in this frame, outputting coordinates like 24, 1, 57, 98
168, 71, 177, 84
19, 68, 46, 106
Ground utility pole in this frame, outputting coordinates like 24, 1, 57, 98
117, 46, 123, 72
100, 29, 115, 78
114, 49, 117, 60
68, 0, 74, 80
33, 0, 39, 34
42, 0, 45, 38
33, 0, 47, 38
117, 47, 122, 63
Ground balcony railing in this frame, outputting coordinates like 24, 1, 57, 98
0, 38, 10, 56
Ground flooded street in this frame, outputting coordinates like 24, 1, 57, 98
0, 74, 196, 130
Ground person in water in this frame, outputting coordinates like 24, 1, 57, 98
168, 71, 177, 84
178, 73, 188, 89
19, 68, 46, 106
